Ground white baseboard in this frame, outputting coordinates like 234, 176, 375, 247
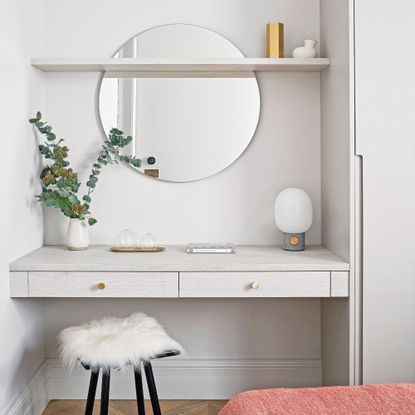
2, 361, 50, 415
3, 356, 322, 412
48, 357, 322, 400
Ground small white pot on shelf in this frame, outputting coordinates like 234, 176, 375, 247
67, 218, 89, 251
292, 40, 318, 58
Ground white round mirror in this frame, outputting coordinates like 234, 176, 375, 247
99, 24, 260, 182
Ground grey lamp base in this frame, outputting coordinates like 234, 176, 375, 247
282, 232, 305, 251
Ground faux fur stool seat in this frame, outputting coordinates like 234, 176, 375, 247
59, 312, 183, 415
59, 312, 183, 369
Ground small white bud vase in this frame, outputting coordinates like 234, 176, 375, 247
67, 218, 89, 251
292, 39, 318, 58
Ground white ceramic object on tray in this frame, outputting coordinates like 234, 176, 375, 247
67, 218, 89, 251
292, 40, 318, 58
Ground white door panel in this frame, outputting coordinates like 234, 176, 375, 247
355, 0, 415, 383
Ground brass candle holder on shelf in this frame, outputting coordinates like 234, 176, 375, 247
266, 22, 284, 58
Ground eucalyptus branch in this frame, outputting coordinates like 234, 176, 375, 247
29, 113, 142, 226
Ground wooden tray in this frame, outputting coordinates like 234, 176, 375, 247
111, 246, 165, 253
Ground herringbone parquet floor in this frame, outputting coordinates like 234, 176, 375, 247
43, 400, 227, 415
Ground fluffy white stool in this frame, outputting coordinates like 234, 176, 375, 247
59, 312, 183, 415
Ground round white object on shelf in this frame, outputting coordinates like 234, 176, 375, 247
114, 229, 138, 249
292, 40, 318, 58
140, 233, 157, 249
274, 188, 313, 233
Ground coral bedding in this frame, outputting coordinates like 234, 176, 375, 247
219, 383, 415, 415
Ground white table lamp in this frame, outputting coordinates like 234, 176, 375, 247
274, 188, 313, 251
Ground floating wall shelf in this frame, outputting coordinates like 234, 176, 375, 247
31, 57, 330, 77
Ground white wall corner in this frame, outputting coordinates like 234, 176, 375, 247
2, 360, 50, 415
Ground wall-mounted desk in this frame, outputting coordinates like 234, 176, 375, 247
9, 245, 349, 298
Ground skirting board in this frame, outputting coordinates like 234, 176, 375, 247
3, 357, 322, 414
2, 360, 49, 415
48, 357, 322, 400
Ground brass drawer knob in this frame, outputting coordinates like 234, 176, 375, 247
251, 282, 260, 289
97, 282, 106, 290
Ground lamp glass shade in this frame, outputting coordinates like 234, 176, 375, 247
274, 188, 313, 233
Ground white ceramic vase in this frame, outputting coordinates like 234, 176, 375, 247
67, 218, 89, 250
292, 40, 318, 58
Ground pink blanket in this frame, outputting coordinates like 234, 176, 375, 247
219, 383, 415, 415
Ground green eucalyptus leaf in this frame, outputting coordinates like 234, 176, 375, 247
72, 182, 80, 192
62, 205, 72, 217
57, 188, 68, 197
45, 197, 55, 207
56, 198, 67, 209
130, 158, 141, 168
83, 195, 91, 203
36, 111, 42, 120
110, 128, 123, 135
56, 178, 65, 188
88, 217, 97, 226
68, 194, 78, 204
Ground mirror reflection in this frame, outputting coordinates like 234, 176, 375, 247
99, 24, 260, 182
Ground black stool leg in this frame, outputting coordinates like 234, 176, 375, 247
100, 369, 111, 415
134, 365, 146, 415
85, 369, 99, 415
144, 361, 161, 415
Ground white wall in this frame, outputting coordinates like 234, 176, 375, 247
319, 0, 351, 386
0, 0, 46, 412
320, 0, 350, 262
39, 0, 324, 396
43, 0, 321, 246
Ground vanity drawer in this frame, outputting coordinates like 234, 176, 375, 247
180, 272, 330, 298
28, 272, 178, 297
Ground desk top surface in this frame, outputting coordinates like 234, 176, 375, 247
10, 245, 349, 272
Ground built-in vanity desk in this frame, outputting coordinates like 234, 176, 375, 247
9, 245, 349, 298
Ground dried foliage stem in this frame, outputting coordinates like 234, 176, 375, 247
29, 111, 141, 225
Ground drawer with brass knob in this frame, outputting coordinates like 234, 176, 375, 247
180, 271, 330, 298
27, 272, 178, 297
